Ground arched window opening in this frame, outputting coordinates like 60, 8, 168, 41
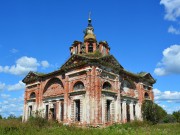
122, 80, 132, 89
30, 92, 36, 99
88, 43, 93, 53
43, 78, 64, 97
103, 82, 112, 90
144, 92, 149, 99
44, 78, 64, 92
73, 82, 85, 91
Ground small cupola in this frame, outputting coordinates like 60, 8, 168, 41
84, 13, 96, 42
69, 13, 111, 56
99, 41, 110, 56
83, 13, 98, 54
69, 41, 82, 55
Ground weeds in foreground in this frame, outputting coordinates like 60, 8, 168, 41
0, 118, 180, 135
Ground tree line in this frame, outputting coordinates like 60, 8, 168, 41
142, 100, 180, 124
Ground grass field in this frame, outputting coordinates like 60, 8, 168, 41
0, 119, 180, 135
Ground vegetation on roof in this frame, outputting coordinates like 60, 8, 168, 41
22, 54, 155, 84
34, 72, 46, 76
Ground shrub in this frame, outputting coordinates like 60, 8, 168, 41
163, 114, 176, 123
7, 114, 17, 120
172, 110, 180, 123
27, 116, 49, 128
142, 100, 167, 124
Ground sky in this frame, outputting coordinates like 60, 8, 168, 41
0, 0, 180, 117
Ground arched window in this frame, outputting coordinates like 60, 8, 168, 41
121, 80, 132, 89
144, 92, 149, 99
43, 78, 64, 97
73, 82, 85, 91
103, 82, 112, 90
30, 92, 36, 99
88, 43, 93, 53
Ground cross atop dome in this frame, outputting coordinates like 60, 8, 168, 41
84, 12, 96, 41
88, 12, 92, 27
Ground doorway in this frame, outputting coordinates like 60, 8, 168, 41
49, 104, 56, 120
60, 101, 64, 121
28, 105, 32, 117
75, 100, 80, 121
45, 105, 49, 119
126, 104, 130, 122
106, 100, 111, 122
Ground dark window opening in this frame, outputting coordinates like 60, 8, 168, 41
126, 104, 130, 122
60, 101, 64, 121
144, 92, 149, 99
75, 100, 80, 122
121, 103, 123, 120
88, 43, 93, 53
103, 82, 112, 90
49, 104, 56, 120
29, 106, 32, 117
121, 80, 132, 89
53, 103, 56, 120
133, 104, 136, 117
74, 82, 85, 91
46, 105, 49, 119
106, 100, 111, 122
30, 92, 36, 99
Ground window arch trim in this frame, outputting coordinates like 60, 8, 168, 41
30, 92, 36, 99
144, 92, 150, 99
103, 82, 112, 90
44, 78, 64, 93
73, 81, 85, 91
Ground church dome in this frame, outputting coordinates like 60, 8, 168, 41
84, 33, 96, 41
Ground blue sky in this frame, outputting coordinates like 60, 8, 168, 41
0, 0, 180, 117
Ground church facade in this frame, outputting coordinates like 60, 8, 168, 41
22, 18, 155, 126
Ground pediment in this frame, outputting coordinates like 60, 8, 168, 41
99, 55, 124, 69
144, 73, 155, 81
22, 72, 39, 83
60, 55, 88, 70
141, 72, 156, 84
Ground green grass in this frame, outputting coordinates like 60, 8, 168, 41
0, 119, 179, 135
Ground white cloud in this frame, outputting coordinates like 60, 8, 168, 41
168, 25, 180, 34
10, 48, 18, 53
0, 96, 24, 117
41, 60, 50, 68
7, 81, 25, 91
0, 94, 10, 98
154, 88, 180, 102
154, 45, 180, 76
160, 0, 180, 21
160, 0, 180, 35
0, 82, 5, 91
0, 56, 50, 76
0, 66, 3, 72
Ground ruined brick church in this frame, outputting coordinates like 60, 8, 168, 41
22, 17, 155, 126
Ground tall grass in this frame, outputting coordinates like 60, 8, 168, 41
0, 118, 180, 135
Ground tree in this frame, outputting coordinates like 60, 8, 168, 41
142, 100, 167, 124
163, 114, 176, 123
173, 110, 180, 123
7, 114, 16, 119
0, 114, 2, 119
